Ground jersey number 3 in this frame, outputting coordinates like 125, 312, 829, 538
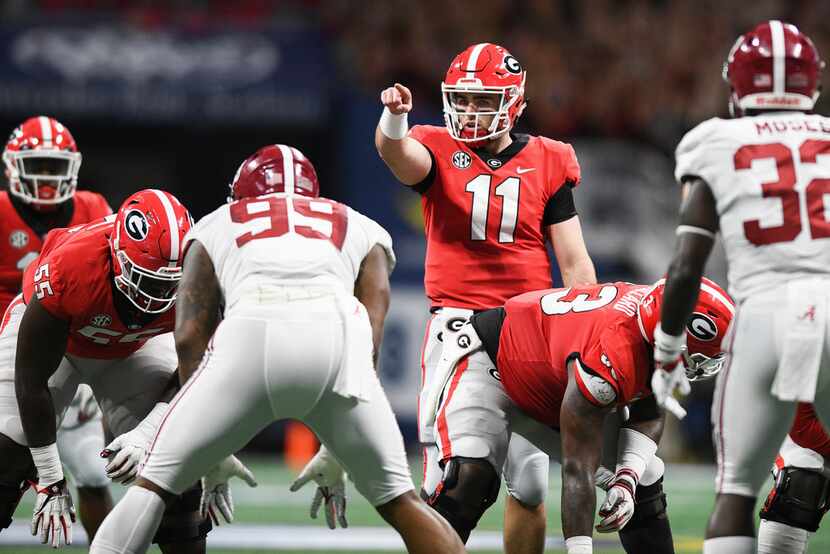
230, 196, 348, 249
735, 139, 830, 245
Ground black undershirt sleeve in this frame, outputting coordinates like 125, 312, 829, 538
411, 146, 437, 195
542, 181, 577, 226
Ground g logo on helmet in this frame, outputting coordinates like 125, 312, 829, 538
124, 210, 149, 241
687, 312, 718, 342
504, 55, 522, 74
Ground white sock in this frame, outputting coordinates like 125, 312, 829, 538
702, 535, 756, 554
89, 486, 165, 554
758, 520, 810, 554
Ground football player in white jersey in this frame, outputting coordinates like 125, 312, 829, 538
89, 145, 466, 554
651, 21, 830, 554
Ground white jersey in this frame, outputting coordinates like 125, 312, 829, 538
185, 193, 395, 312
676, 112, 830, 302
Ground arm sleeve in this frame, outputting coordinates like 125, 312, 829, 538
569, 350, 619, 407
95, 193, 114, 217
23, 252, 71, 320
561, 143, 581, 188
543, 182, 577, 225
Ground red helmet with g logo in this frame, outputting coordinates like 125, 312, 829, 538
637, 277, 735, 381
3, 116, 82, 206
228, 144, 319, 202
723, 20, 824, 116
110, 189, 193, 314
441, 43, 526, 145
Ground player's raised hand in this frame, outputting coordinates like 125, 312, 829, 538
289, 446, 348, 529
380, 83, 413, 115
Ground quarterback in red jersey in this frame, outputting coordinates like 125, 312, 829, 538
0, 189, 253, 551
376, 42, 596, 553
0, 115, 114, 540
421, 279, 733, 554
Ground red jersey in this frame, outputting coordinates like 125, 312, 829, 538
0, 191, 112, 314
496, 283, 651, 427
789, 403, 830, 458
409, 125, 581, 310
21, 217, 174, 359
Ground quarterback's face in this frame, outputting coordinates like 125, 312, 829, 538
451, 92, 500, 130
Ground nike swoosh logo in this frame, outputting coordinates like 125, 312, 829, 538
516, 167, 536, 174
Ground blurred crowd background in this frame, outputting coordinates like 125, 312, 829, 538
1, 0, 828, 461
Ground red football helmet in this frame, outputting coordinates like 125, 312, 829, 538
441, 43, 526, 145
723, 20, 824, 116
228, 144, 319, 202
2, 116, 82, 207
637, 277, 735, 381
110, 189, 193, 314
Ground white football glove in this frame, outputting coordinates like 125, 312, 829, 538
31, 479, 76, 548
289, 446, 348, 529
651, 324, 691, 419
596, 476, 636, 533
101, 402, 168, 484
201, 455, 258, 525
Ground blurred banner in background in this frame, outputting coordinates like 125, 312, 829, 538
0, 20, 331, 125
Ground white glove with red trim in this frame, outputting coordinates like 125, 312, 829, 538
201, 455, 258, 525
31, 479, 76, 548
651, 324, 691, 419
596, 471, 636, 533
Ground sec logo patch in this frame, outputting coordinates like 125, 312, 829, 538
9, 230, 28, 249
452, 151, 471, 169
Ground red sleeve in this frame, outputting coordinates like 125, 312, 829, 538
790, 403, 830, 458
589, 329, 650, 405
407, 124, 442, 145
91, 193, 113, 217
542, 138, 581, 194
572, 345, 621, 407
22, 250, 71, 320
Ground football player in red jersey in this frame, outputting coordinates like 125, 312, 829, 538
376, 42, 596, 554
2, 189, 254, 550
419, 279, 733, 554
757, 403, 830, 553
0, 116, 115, 540
654, 21, 830, 554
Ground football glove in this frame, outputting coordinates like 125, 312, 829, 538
74, 385, 100, 423
201, 455, 258, 525
101, 401, 168, 484
596, 472, 636, 533
30, 479, 76, 548
289, 446, 348, 529
651, 324, 691, 419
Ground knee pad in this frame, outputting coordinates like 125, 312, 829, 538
760, 467, 830, 532
622, 477, 668, 531
425, 457, 500, 542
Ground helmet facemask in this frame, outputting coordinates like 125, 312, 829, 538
441, 78, 525, 143
113, 249, 181, 314
682, 348, 727, 382
3, 148, 81, 205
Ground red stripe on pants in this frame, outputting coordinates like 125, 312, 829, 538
436, 357, 470, 461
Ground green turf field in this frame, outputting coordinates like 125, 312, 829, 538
2, 454, 829, 553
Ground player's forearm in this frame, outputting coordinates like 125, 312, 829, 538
560, 256, 597, 288
16, 376, 58, 446
561, 460, 597, 538
660, 253, 705, 336
374, 130, 431, 186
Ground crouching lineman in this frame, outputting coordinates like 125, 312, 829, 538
0, 115, 115, 539
6, 189, 254, 551
757, 403, 830, 553
419, 279, 734, 554
88, 145, 466, 554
